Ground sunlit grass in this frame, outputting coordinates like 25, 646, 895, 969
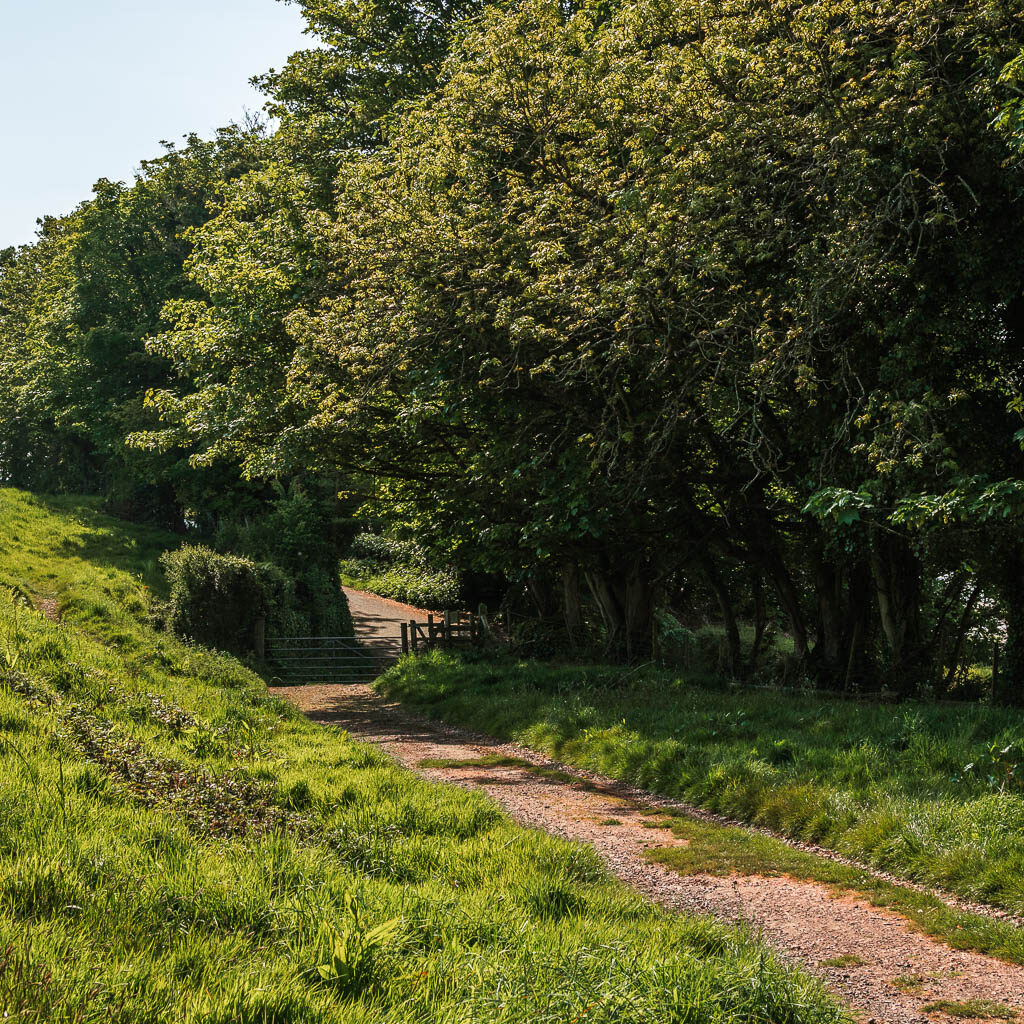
0, 489, 844, 1023
378, 651, 1024, 920
920, 1000, 1017, 1019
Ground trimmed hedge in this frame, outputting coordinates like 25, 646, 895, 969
161, 545, 291, 655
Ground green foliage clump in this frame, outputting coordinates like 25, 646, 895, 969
0, 128, 267, 523
350, 534, 426, 567
340, 565, 460, 610
340, 532, 459, 609
161, 545, 291, 655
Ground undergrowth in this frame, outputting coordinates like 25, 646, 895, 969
339, 532, 459, 609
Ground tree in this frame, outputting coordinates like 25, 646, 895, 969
126, 0, 1024, 677
142, 0, 486, 477
274, 0, 1024, 667
0, 127, 268, 522
258, 0, 484, 198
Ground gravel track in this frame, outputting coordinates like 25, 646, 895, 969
272, 589, 1024, 1023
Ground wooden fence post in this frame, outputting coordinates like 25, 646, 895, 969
410, 620, 419, 653
443, 610, 452, 646
401, 622, 409, 655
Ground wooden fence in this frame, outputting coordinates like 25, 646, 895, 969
400, 610, 494, 655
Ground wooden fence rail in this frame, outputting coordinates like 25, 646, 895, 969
400, 610, 493, 655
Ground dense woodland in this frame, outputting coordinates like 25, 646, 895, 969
3, 0, 1024, 697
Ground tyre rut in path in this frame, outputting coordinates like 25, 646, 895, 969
277, 590, 1024, 1023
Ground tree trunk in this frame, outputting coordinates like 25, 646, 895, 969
561, 563, 585, 649
750, 573, 767, 664
942, 581, 982, 696
585, 559, 657, 662
526, 574, 559, 621
842, 557, 875, 691
702, 557, 741, 676
585, 569, 620, 648
762, 552, 809, 661
813, 554, 844, 686
997, 549, 1024, 705
623, 562, 656, 662
870, 528, 924, 695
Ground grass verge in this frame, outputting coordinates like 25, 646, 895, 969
411, 752, 1024, 963
643, 812, 1024, 963
376, 651, 1024, 924
0, 489, 845, 1023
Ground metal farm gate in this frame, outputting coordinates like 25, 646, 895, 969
267, 609, 499, 685
267, 635, 403, 685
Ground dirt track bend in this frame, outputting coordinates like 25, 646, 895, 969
269, 589, 1024, 1024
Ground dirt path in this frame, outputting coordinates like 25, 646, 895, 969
274, 591, 1024, 1023
343, 586, 437, 643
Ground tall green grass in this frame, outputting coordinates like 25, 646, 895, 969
0, 490, 842, 1023
378, 652, 1024, 917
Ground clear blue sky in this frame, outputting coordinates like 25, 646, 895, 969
0, 0, 310, 248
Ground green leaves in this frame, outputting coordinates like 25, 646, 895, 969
0, 127, 267, 514
957, 740, 1024, 794
803, 488, 876, 527
310, 893, 403, 995
7, 0, 1024, 680
994, 52, 1024, 154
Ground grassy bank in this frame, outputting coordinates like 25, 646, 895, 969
0, 489, 842, 1023
377, 653, 1024, 919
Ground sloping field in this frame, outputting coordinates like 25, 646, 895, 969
0, 490, 841, 1023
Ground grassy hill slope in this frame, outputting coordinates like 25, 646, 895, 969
0, 490, 842, 1024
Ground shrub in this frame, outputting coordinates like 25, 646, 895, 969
341, 532, 460, 609
350, 533, 427, 568
161, 546, 291, 655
